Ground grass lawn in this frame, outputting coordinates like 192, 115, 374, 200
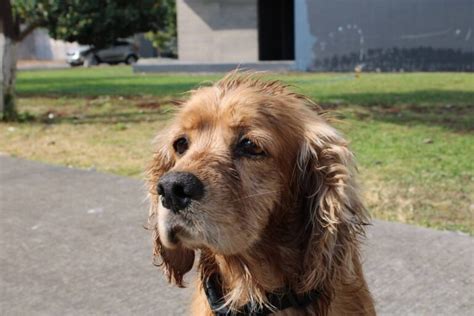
1, 66, 473, 234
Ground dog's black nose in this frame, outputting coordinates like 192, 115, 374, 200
157, 172, 204, 213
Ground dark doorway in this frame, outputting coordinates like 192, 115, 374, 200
258, 0, 294, 60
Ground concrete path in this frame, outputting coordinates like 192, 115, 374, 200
133, 58, 295, 73
1, 156, 472, 315
17, 60, 71, 71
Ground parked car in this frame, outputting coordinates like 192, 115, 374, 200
66, 41, 139, 67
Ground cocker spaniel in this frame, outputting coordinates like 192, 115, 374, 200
146, 72, 375, 315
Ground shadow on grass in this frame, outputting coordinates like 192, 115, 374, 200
64, 111, 172, 124
318, 90, 474, 107
320, 90, 474, 132
16, 77, 210, 97
17, 87, 474, 132
25, 109, 174, 125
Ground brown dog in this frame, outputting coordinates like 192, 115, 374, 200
146, 72, 375, 315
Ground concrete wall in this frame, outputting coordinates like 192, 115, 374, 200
17, 29, 156, 61
17, 28, 79, 61
295, 0, 474, 71
177, 0, 258, 62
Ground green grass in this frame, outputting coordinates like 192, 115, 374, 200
17, 66, 474, 132
2, 66, 473, 234
18, 66, 474, 106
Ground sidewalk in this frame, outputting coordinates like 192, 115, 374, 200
0, 156, 472, 315
133, 58, 295, 73
17, 60, 71, 71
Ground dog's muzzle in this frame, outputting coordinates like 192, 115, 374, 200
157, 171, 204, 213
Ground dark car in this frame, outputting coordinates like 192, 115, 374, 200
66, 41, 139, 67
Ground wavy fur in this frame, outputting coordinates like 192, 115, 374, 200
146, 71, 375, 315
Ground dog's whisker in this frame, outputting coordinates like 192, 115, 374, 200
231, 190, 282, 202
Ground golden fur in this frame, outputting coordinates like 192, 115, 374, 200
146, 72, 375, 315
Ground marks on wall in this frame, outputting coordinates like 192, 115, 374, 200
304, 0, 473, 72
314, 47, 474, 72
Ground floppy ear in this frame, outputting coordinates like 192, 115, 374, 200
146, 133, 195, 287
296, 118, 369, 295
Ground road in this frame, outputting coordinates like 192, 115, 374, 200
1, 156, 472, 315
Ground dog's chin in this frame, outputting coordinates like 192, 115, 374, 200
157, 205, 198, 250
157, 205, 255, 255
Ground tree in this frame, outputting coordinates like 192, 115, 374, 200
1, 0, 166, 121
145, 0, 176, 57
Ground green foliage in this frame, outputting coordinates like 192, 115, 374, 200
12, 0, 167, 47
11, 0, 50, 28
145, 0, 176, 57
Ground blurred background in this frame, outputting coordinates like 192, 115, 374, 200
1, 0, 472, 233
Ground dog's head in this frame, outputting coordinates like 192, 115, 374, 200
147, 73, 368, 289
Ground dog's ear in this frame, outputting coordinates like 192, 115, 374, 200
146, 133, 195, 287
296, 118, 369, 294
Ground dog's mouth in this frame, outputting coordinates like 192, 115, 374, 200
167, 225, 183, 245
158, 205, 197, 249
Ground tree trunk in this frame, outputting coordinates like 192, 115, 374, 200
1, 31, 18, 121
1, 0, 19, 121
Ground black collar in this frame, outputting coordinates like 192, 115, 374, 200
203, 273, 320, 316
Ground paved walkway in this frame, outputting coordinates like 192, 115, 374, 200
0, 156, 472, 315
133, 58, 295, 73
17, 60, 71, 71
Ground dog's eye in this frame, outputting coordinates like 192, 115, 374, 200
236, 138, 265, 157
173, 137, 189, 155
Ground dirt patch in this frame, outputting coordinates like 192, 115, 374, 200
135, 101, 162, 109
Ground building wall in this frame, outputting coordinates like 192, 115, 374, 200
18, 28, 79, 61
17, 29, 156, 61
177, 0, 258, 62
295, 0, 474, 71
